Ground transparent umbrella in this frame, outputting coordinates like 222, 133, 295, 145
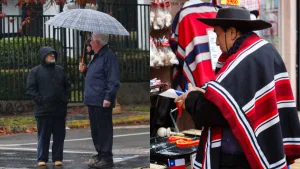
45, 8, 129, 36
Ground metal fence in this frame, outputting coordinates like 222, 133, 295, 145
0, 4, 150, 103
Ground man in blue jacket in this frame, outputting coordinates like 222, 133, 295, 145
79, 33, 120, 168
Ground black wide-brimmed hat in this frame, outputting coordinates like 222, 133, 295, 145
197, 7, 272, 31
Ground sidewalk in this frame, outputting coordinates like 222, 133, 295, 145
0, 110, 150, 134
66, 111, 150, 128
66, 104, 150, 127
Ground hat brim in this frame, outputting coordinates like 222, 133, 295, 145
197, 18, 272, 31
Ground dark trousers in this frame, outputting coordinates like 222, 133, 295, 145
36, 116, 66, 163
220, 153, 251, 169
88, 105, 113, 160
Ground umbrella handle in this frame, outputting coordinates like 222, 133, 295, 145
79, 32, 87, 73
81, 32, 87, 64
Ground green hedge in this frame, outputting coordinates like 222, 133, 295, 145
117, 50, 149, 82
0, 37, 63, 100
66, 49, 149, 84
0, 44, 149, 101
0, 70, 29, 100
0, 37, 62, 69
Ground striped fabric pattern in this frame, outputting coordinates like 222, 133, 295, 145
170, 3, 218, 90
193, 34, 300, 169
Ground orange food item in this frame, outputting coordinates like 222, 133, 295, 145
168, 136, 192, 143
176, 139, 200, 148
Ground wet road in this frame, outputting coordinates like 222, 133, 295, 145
0, 125, 150, 169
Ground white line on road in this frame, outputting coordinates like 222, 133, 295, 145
0, 157, 74, 162
0, 168, 30, 169
0, 132, 149, 147
0, 147, 140, 163
113, 125, 149, 129
0, 147, 96, 154
0, 147, 149, 156
0, 155, 138, 163
0, 142, 38, 146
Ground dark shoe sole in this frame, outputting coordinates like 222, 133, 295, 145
87, 159, 100, 168
88, 164, 96, 168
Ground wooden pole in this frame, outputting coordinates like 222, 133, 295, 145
81, 32, 87, 64
80, 32, 87, 72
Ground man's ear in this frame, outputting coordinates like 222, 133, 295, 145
229, 27, 238, 40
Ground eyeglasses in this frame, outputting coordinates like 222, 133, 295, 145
47, 53, 55, 57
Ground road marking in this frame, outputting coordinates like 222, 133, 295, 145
114, 155, 141, 163
0, 167, 29, 169
0, 142, 37, 146
0, 157, 73, 162
0, 152, 17, 155
0, 147, 149, 157
0, 147, 96, 154
114, 125, 149, 129
0, 148, 140, 163
0, 147, 149, 156
0, 132, 149, 147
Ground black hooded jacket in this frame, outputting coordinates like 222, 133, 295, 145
26, 47, 71, 117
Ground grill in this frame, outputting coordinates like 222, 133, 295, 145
150, 82, 199, 167
150, 136, 199, 166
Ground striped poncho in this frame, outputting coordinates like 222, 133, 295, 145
170, 2, 218, 90
193, 34, 300, 169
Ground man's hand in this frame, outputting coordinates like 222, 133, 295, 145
79, 62, 86, 72
174, 83, 206, 106
87, 46, 92, 53
103, 100, 111, 107
187, 83, 206, 93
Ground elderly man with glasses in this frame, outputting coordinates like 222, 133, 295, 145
79, 33, 120, 169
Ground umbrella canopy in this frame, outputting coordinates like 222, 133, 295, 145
45, 9, 129, 36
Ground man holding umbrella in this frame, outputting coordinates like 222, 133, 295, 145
79, 33, 120, 168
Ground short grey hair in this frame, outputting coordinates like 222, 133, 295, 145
92, 33, 109, 45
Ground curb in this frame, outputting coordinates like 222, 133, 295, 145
0, 112, 150, 134
67, 113, 150, 128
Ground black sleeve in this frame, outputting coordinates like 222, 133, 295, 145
82, 71, 87, 77
185, 91, 229, 128
63, 73, 71, 104
88, 50, 95, 55
26, 69, 43, 104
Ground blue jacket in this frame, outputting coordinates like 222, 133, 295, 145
83, 45, 120, 107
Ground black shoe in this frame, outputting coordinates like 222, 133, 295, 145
87, 155, 101, 168
92, 154, 100, 160
93, 159, 114, 169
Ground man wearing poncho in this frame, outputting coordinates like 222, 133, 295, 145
175, 7, 300, 169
